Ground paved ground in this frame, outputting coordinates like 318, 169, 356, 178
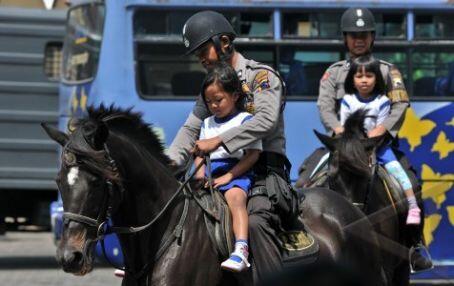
0, 231, 120, 286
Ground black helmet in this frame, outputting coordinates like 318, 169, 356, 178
182, 11, 236, 55
341, 7, 375, 33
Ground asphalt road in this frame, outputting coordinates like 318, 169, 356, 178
0, 231, 120, 286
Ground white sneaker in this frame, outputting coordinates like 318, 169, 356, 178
220, 252, 250, 272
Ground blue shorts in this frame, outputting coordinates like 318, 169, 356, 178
205, 158, 253, 194
376, 145, 398, 165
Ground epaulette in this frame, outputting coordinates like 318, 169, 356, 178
328, 60, 346, 70
378, 59, 393, 67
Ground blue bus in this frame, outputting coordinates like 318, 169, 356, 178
51, 0, 454, 281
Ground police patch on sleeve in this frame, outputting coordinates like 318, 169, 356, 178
387, 67, 409, 102
321, 71, 330, 82
254, 70, 270, 92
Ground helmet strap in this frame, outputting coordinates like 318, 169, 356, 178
212, 35, 232, 62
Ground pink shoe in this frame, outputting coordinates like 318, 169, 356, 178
406, 207, 421, 225
114, 269, 125, 278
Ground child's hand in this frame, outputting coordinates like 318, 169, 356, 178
209, 173, 234, 188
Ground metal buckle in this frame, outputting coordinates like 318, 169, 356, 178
97, 221, 108, 240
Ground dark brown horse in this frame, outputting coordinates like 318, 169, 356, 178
314, 109, 414, 286
43, 106, 386, 286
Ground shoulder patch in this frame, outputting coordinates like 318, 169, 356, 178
387, 66, 409, 102
254, 70, 270, 92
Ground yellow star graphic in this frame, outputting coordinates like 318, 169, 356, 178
421, 164, 454, 209
448, 206, 454, 227
399, 108, 436, 151
80, 87, 88, 112
431, 131, 454, 159
423, 213, 442, 246
71, 93, 79, 114
447, 117, 454, 127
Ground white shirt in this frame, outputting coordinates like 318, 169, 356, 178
200, 112, 262, 160
340, 93, 391, 131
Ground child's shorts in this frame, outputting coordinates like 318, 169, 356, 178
376, 144, 398, 165
206, 158, 253, 194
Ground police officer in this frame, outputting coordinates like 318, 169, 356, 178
168, 11, 297, 282
317, 7, 432, 272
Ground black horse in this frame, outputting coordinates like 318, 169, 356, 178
43, 106, 386, 286
314, 109, 414, 286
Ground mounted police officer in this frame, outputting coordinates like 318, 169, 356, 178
299, 7, 432, 272
168, 11, 298, 282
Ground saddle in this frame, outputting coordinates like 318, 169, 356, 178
190, 182, 234, 259
189, 180, 319, 265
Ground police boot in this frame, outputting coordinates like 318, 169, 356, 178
409, 243, 433, 273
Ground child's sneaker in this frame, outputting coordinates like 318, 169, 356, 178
221, 252, 250, 272
406, 207, 421, 225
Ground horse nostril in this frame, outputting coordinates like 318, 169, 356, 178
63, 249, 83, 268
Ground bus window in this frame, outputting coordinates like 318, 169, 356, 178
232, 12, 273, 37
62, 3, 105, 83
282, 12, 341, 38
278, 46, 341, 96
375, 13, 406, 39
136, 43, 204, 98
134, 10, 273, 38
237, 45, 275, 67
415, 14, 454, 39
412, 51, 454, 96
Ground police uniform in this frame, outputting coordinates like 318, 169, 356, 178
169, 52, 293, 281
318, 59, 409, 138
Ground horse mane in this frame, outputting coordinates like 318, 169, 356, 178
336, 109, 373, 176
65, 105, 171, 182
88, 105, 172, 167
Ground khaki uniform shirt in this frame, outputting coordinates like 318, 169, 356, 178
317, 59, 409, 138
168, 53, 286, 167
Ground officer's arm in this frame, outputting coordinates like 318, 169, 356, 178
317, 67, 341, 134
219, 70, 281, 154
168, 95, 210, 166
382, 66, 410, 138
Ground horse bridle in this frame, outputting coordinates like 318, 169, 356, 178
60, 141, 206, 280
62, 142, 125, 241
327, 151, 378, 212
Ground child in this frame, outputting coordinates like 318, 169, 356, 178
340, 55, 421, 225
194, 63, 262, 271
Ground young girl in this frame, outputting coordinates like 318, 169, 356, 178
194, 63, 262, 271
340, 55, 421, 225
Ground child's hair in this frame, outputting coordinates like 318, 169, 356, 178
201, 62, 245, 111
344, 55, 386, 95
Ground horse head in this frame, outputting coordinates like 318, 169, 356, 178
41, 109, 130, 275
314, 109, 385, 204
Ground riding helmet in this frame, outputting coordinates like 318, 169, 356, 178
182, 11, 236, 55
341, 7, 376, 33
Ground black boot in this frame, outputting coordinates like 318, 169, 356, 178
410, 244, 433, 273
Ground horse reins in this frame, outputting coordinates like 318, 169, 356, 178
62, 142, 207, 280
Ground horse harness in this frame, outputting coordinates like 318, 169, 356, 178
61, 143, 229, 281
61, 142, 198, 280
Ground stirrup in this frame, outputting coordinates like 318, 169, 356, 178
409, 243, 434, 274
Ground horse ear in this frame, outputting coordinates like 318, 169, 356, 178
361, 135, 386, 152
313, 129, 338, 151
41, 123, 68, 146
82, 121, 109, 150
